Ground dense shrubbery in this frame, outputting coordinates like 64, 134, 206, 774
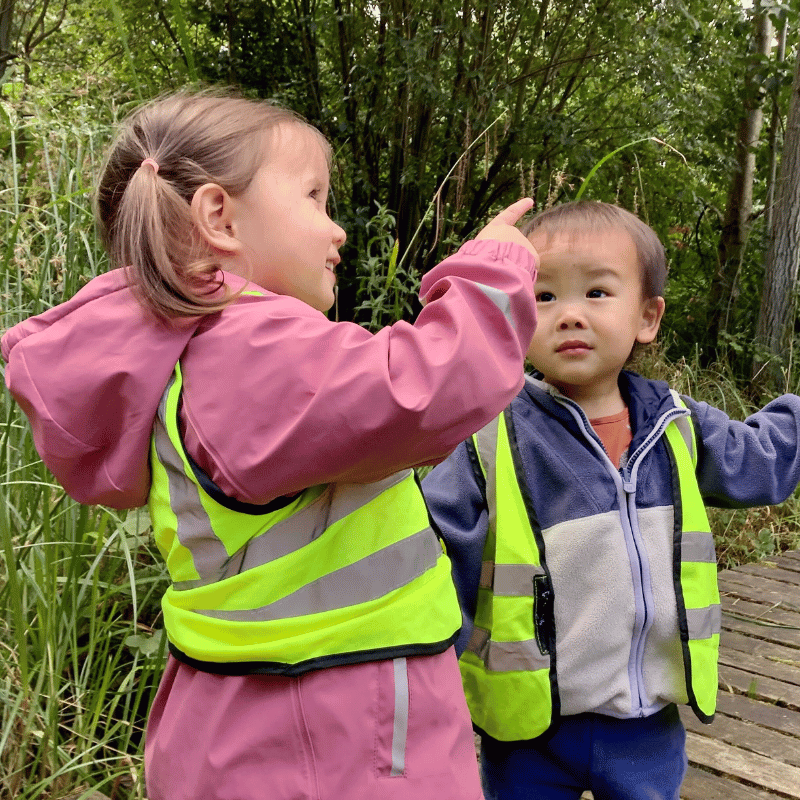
3, 2, 800, 791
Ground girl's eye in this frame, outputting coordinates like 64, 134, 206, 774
587, 289, 608, 299
536, 292, 555, 302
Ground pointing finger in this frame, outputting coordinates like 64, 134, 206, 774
487, 198, 534, 227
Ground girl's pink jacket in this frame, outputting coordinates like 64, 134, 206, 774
3, 238, 537, 800
2, 239, 537, 509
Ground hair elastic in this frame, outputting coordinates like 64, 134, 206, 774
141, 157, 160, 174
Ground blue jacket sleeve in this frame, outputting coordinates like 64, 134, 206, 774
422, 442, 490, 656
689, 393, 800, 508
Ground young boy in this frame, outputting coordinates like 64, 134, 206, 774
422, 201, 800, 800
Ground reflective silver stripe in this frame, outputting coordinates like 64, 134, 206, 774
479, 561, 495, 588
171, 477, 416, 590
669, 390, 695, 463
475, 416, 500, 534
155, 372, 418, 590
681, 531, 716, 563
390, 657, 409, 776
466, 626, 490, 660
686, 604, 721, 639
198, 528, 441, 621
475, 282, 515, 329
493, 563, 544, 596
230, 471, 412, 576
153, 416, 230, 586
466, 627, 550, 672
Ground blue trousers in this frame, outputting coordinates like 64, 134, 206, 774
480, 704, 687, 800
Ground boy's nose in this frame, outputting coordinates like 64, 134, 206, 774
557, 306, 587, 329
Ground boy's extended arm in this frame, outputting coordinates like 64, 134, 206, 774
422, 442, 490, 656
689, 393, 800, 507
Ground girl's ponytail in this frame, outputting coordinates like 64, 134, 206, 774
95, 90, 327, 319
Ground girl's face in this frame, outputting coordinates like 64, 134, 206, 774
230, 125, 346, 312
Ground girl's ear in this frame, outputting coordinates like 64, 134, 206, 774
637, 295, 666, 344
191, 183, 240, 255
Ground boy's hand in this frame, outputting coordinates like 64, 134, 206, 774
474, 198, 539, 261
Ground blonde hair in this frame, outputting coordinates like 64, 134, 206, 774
521, 201, 667, 299
95, 89, 330, 318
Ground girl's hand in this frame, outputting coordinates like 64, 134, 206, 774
474, 198, 538, 260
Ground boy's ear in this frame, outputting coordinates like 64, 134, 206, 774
190, 183, 240, 255
637, 296, 666, 344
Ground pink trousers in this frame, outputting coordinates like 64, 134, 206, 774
145, 648, 483, 800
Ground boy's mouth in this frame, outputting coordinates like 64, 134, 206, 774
557, 340, 591, 353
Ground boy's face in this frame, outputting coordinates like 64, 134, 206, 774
525, 226, 664, 409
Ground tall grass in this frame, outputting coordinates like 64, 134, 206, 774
2, 100, 800, 799
1, 101, 167, 800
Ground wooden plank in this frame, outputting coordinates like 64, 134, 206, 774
718, 663, 800, 709
680, 765, 779, 800
770, 554, 800, 573
718, 572, 800, 606
776, 550, 800, 564
684, 730, 800, 798
722, 595, 800, 628
722, 629, 800, 665
719, 566, 800, 593
716, 691, 800, 737
735, 563, 800, 585
681, 707, 800, 768
718, 646, 800, 687
722, 614, 800, 649
719, 573, 800, 611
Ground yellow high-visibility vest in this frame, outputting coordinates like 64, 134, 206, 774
461, 401, 719, 740
149, 363, 462, 674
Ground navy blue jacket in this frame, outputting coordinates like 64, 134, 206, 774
423, 372, 800, 719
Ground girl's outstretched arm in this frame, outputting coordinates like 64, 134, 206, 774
181, 202, 539, 504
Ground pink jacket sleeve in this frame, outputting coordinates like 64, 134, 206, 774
181, 238, 537, 503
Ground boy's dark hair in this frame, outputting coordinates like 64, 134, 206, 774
521, 201, 667, 299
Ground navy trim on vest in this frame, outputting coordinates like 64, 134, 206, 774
504, 405, 562, 736
665, 440, 713, 724
168, 631, 459, 677
174, 397, 297, 515
465, 437, 488, 500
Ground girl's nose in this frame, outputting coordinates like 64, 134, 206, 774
333, 222, 347, 247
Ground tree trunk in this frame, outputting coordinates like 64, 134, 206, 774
707, 6, 772, 364
765, 11, 788, 233
0, 0, 14, 83
752, 43, 800, 395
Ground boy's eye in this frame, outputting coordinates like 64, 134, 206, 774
587, 289, 608, 299
536, 291, 555, 302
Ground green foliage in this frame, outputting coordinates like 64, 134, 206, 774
3, 1, 800, 794
351, 204, 417, 331
0, 96, 166, 800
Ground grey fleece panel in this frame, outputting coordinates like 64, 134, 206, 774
544, 505, 690, 717
543, 510, 636, 717
638, 505, 690, 712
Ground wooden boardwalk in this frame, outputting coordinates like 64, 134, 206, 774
678, 550, 800, 799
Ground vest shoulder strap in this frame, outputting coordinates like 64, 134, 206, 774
669, 389, 697, 468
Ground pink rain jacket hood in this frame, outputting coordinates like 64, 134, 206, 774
2, 240, 537, 510
2, 269, 201, 507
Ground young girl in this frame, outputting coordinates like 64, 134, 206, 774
2, 90, 539, 800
